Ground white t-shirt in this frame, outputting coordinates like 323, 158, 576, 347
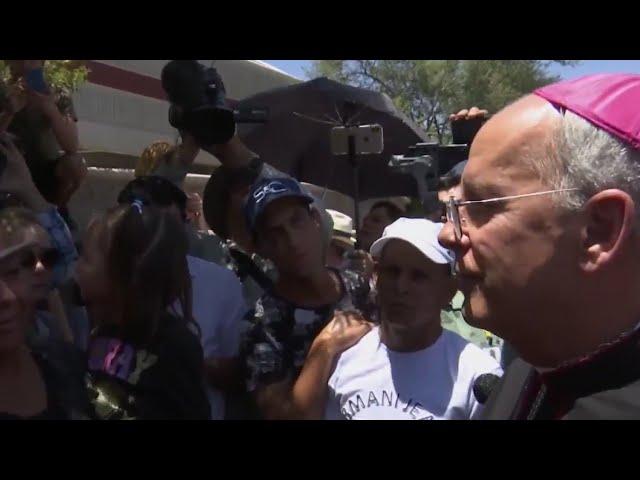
184, 256, 248, 420
324, 326, 502, 420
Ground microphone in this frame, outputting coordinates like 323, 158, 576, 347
473, 373, 501, 404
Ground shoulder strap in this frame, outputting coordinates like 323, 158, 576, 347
228, 247, 275, 293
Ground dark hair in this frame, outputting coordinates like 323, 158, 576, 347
202, 165, 258, 239
94, 203, 194, 344
369, 201, 404, 222
117, 176, 188, 221
437, 160, 467, 191
437, 174, 462, 191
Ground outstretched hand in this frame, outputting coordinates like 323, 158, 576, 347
449, 107, 489, 123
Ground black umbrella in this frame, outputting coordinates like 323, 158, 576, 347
236, 77, 428, 229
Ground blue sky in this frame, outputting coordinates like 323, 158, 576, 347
263, 60, 640, 80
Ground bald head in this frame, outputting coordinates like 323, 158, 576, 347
464, 95, 562, 195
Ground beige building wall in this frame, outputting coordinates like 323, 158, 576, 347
68, 168, 210, 230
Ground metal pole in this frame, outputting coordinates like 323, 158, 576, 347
348, 134, 360, 249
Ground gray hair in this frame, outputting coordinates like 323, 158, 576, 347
534, 110, 640, 221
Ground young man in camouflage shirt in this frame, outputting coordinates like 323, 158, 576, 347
241, 176, 374, 419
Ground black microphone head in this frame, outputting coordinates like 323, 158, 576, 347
473, 373, 501, 405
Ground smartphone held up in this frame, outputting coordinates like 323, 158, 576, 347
330, 124, 384, 156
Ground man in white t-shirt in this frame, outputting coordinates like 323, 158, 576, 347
323, 218, 502, 420
186, 255, 247, 419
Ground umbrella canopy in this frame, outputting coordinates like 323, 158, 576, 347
236, 77, 428, 201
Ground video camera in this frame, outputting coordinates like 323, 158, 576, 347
161, 60, 268, 147
388, 142, 468, 209
388, 115, 485, 211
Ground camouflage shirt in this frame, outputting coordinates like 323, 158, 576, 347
187, 229, 278, 309
242, 268, 374, 392
441, 291, 503, 352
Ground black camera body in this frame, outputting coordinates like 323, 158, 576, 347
389, 142, 468, 199
161, 60, 236, 146
389, 116, 486, 209
161, 61, 269, 148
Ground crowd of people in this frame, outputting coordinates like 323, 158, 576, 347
1, 60, 639, 420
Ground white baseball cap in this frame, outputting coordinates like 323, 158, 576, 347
370, 217, 454, 265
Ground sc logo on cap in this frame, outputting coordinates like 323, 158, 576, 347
253, 181, 288, 205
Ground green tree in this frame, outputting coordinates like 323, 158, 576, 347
0, 60, 89, 95
307, 60, 578, 142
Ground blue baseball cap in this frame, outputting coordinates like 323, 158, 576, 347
244, 177, 314, 234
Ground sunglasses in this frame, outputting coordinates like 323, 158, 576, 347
19, 248, 61, 271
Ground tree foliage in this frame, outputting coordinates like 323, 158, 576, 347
308, 60, 579, 142
0, 60, 90, 95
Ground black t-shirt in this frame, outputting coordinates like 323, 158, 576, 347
86, 313, 210, 420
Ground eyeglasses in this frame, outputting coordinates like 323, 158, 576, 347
0, 247, 60, 281
445, 188, 579, 241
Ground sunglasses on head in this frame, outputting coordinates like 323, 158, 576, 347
19, 248, 61, 271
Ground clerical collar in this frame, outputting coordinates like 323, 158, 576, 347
533, 320, 640, 374
542, 324, 640, 399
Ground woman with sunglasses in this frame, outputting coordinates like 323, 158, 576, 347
0, 135, 89, 349
0, 208, 89, 419
0, 204, 74, 346
25, 213, 75, 346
